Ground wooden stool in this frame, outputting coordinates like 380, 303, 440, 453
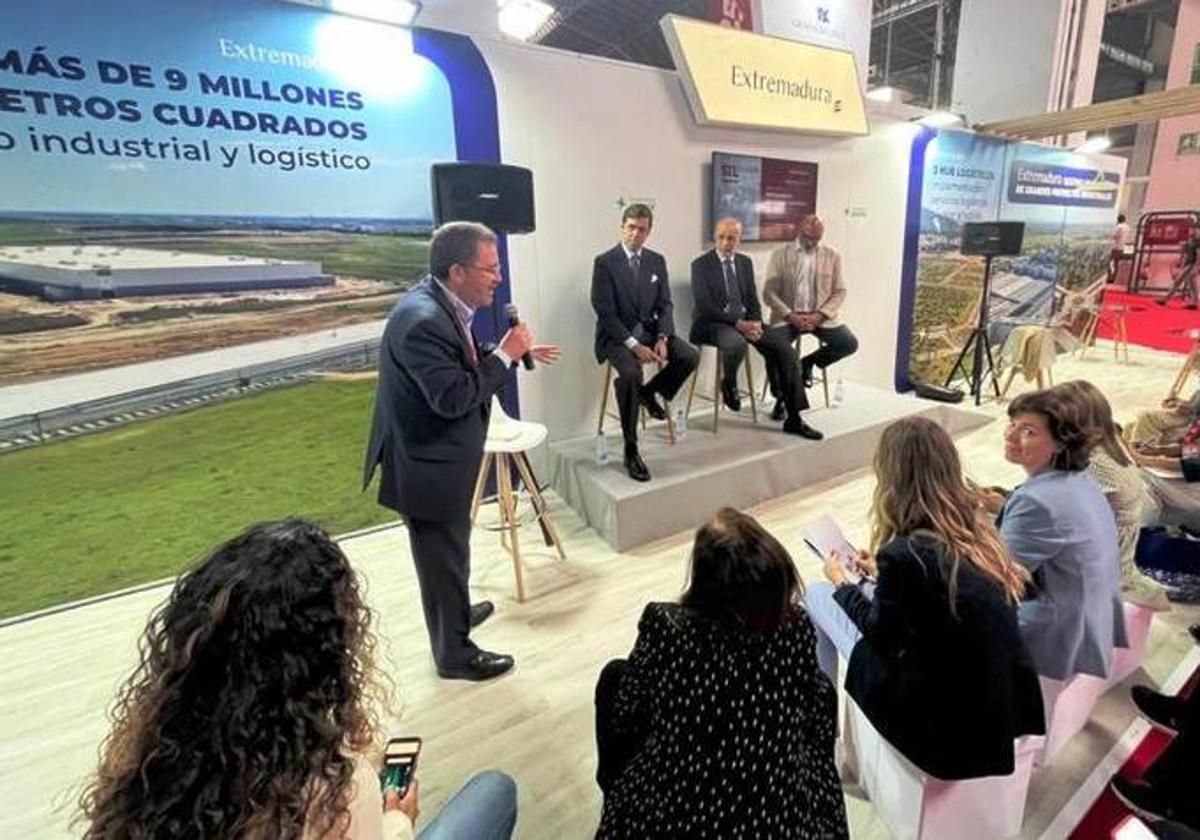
686, 344, 758, 432
1167, 328, 1200, 401
759, 336, 832, 408
469, 398, 566, 602
1076, 304, 1129, 363
596, 361, 676, 443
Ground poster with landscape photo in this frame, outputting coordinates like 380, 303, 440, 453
907, 130, 1123, 387
0, 0, 457, 385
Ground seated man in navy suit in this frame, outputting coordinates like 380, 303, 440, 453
689, 217, 822, 440
591, 204, 698, 482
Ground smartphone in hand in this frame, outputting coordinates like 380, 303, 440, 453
380, 736, 421, 797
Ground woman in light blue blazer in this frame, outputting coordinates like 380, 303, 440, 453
999, 389, 1128, 681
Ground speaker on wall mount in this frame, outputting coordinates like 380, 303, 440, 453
960, 221, 1025, 257
431, 163, 535, 234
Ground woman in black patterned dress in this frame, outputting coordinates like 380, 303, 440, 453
594, 507, 848, 839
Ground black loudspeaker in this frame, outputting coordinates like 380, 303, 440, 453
961, 221, 1025, 256
431, 163, 535, 234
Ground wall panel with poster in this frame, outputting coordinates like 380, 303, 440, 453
0, 0, 505, 620
0, 0, 491, 385
901, 128, 1124, 389
711, 151, 818, 241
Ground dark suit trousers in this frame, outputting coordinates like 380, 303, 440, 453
406, 515, 478, 671
603, 337, 699, 446
694, 322, 806, 415
595, 657, 641, 794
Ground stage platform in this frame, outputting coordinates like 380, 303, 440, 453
548, 383, 993, 552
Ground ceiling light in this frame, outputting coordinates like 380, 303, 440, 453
915, 111, 964, 127
1075, 135, 1112, 154
498, 0, 554, 41
866, 86, 896, 102
329, 0, 421, 26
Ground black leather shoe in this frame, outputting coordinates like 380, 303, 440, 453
469, 600, 494, 629
624, 449, 651, 482
801, 358, 816, 388
639, 386, 667, 420
770, 402, 786, 422
721, 382, 742, 412
1131, 685, 1187, 735
438, 650, 515, 681
1190, 624, 1200, 645
783, 417, 824, 440
1110, 776, 1181, 824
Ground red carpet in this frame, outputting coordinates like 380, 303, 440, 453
1069, 669, 1199, 839
1095, 288, 1200, 354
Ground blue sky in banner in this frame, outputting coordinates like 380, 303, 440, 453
0, 0, 455, 221
919, 130, 1006, 231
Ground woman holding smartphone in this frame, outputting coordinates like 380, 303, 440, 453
80, 519, 516, 840
805, 417, 1044, 780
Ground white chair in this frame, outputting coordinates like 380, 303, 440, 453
840, 697, 1039, 840
1106, 602, 1156, 690
1035, 673, 1107, 766
469, 397, 566, 601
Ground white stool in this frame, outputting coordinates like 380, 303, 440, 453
1106, 602, 1156, 689
469, 397, 566, 602
840, 697, 1038, 840
1036, 672, 1107, 766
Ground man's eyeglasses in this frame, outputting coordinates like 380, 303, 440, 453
464, 263, 501, 277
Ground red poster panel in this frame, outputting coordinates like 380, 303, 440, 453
758, 158, 819, 241
706, 0, 753, 29
1144, 217, 1194, 246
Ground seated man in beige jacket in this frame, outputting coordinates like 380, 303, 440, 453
762, 214, 859, 420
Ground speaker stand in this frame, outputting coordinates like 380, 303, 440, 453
944, 254, 1002, 406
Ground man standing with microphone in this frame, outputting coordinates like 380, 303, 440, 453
364, 221, 559, 681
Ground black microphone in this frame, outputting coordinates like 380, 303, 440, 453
504, 303, 535, 370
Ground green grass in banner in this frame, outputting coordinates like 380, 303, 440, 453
0, 377, 393, 619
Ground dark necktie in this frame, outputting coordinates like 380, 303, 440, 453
629, 251, 640, 277
458, 314, 478, 366
723, 258, 736, 300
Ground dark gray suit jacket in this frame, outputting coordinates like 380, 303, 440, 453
363, 277, 509, 522
590, 244, 675, 363
689, 250, 762, 343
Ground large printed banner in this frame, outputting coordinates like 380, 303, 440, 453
0, 1, 454, 219
0, 0, 461, 384
906, 129, 1124, 387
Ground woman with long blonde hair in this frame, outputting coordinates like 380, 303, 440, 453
805, 416, 1044, 780
1052, 380, 1170, 611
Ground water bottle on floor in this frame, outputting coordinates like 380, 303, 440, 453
594, 432, 611, 464
675, 406, 688, 438
833, 378, 845, 406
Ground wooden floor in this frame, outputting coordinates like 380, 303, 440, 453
2, 341, 1198, 839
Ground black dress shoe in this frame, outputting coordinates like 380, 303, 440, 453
624, 448, 651, 482
469, 600, 494, 629
639, 386, 667, 420
721, 383, 742, 412
1190, 624, 1200, 645
801, 358, 816, 388
783, 416, 824, 440
770, 402, 786, 422
1110, 776, 1182, 824
1131, 685, 1187, 735
437, 650, 515, 681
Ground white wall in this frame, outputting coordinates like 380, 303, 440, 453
953, 0, 1066, 124
469, 38, 918, 442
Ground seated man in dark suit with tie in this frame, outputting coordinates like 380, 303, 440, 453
591, 203, 699, 482
689, 217, 823, 440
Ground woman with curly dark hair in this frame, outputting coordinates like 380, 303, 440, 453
80, 519, 517, 839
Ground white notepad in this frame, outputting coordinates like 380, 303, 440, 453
803, 514, 863, 584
